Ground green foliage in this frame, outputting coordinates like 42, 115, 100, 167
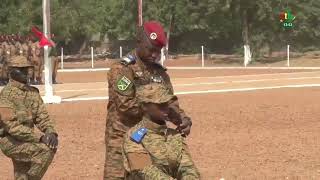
0, 0, 319, 53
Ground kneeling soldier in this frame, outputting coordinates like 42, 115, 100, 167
122, 84, 200, 180
0, 57, 58, 180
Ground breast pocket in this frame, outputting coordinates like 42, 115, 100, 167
150, 75, 165, 84
134, 76, 150, 87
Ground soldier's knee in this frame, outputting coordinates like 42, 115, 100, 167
34, 143, 55, 163
14, 173, 28, 180
27, 145, 55, 179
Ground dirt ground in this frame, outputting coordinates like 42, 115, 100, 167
1, 88, 320, 179
59, 55, 320, 70
56, 69, 315, 84
1, 59, 320, 179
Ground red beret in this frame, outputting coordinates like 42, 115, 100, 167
143, 21, 166, 48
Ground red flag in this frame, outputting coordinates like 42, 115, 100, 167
31, 26, 55, 47
31, 26, 43, 39
39, 36, 55, 47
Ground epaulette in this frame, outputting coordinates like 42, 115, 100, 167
120, 54, 136, 66
26, 86, 40, 93
130, 128, 148, 143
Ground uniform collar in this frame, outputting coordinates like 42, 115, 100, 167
8, 79, 27, 90
133, 50, 147, 69
141, 116, 167, 135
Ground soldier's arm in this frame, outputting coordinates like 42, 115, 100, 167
31, 91, 57, 135
177, 141, 201, 179
0, 102, 41, 142
162, 72, 191, 124
168, 97, 191, 124
108, 64, 141, 117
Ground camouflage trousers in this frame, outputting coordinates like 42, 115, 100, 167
104, 119, 126, 180
0, 136, 55, 180
0, 63, 8, 81
52, 57, 59, 83
33, 63, 43, 83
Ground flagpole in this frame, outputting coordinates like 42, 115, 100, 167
138, 0, 143, 26
42, 0, 61, 104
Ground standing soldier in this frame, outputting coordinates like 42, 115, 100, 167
49, 35, 59, 84
0, 40, 6, 85
22, 38, 30, 59
49, 47, 59, 84
0, 56, 58, 180
15, 35, 22, 54
28, 40, 42, 84
9, 38, 17, 60
18, 42, 34, 84
21, 37, 35, 84
104, 21, 193, 180
28, 38, 38, 57
2, 36, 11, 84
52, 54, 59, 84
32, 46, 44, 85
3, 36, 11, 58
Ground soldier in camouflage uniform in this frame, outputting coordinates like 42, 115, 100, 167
32, 46, 44, 85
104, 21, 193, 180
9, 36, 17, 56
15, 37, 22, 54
0, 57, 58, 180
50, 46, 59, 84
0, 42, 6, 86
2, 39, 11, 85
13, 44, 34, 84
123, 83, 200, 180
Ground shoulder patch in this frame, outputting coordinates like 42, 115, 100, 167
130, 128, 148, 143
0, 107, 14, 122
117, 76, 132, 91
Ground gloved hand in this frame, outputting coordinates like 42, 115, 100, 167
176, 117, 192, 137
40, 133, 58, 149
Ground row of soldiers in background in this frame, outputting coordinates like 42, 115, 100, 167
0, 34, 59, 86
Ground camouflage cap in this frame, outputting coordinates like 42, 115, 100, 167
8, 56, 32, 67
136, 83, 174, 104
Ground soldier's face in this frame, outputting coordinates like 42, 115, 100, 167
137, 31, 162, 63
36, 49, 41, 55
148, 46, 161, 62
143, 103, 170, 123
9, 67, 29, 84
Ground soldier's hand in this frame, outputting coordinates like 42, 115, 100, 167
176, 117, 192, 136
40, 133, 58, 149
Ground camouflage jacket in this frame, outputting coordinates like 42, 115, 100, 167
0, 80, 57, 142
123, 117, 200, 180
107, 50, 190, 132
